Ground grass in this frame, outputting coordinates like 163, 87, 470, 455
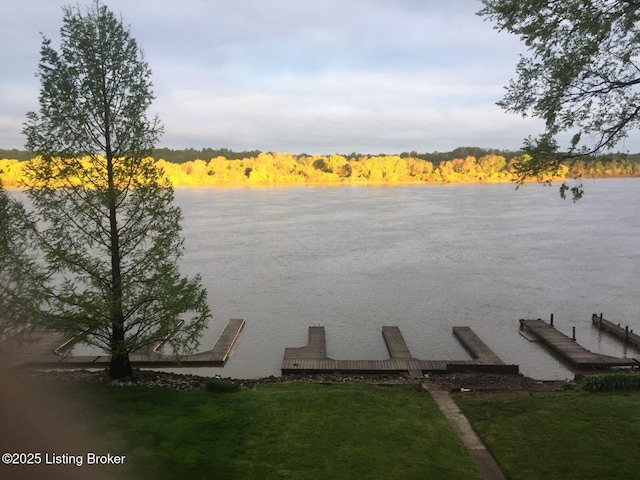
456, 389, 640, 480
54, 382, 481, 480
21, 377, 640, 479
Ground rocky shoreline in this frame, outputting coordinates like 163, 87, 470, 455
23, 368, 421, 391
22, 368, 575, 394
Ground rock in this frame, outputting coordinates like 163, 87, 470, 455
20, 369, 568, 395
21, 369, 422, 392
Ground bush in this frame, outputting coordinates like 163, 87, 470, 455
204, 379, 240, 393
582, 372, 640, 392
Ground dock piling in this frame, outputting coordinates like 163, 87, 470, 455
591, 313, 640, 349
521, 318, 638, 368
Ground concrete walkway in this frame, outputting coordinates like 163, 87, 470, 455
423, 382, 506, 480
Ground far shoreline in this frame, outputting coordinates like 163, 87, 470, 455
5, 175, 639, 191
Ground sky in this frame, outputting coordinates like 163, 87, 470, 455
1, 0, 550, 155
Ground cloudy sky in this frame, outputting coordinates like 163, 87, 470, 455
2, 0, 549, 154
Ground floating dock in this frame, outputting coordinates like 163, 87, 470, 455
452, 326, 503, 364
520, 318, 638, 369
282, 326, 518, 376
0, 318, 245, 369
382, 326, 413, 359
592, 313, 640, 350
184, 318, 246, 365
0, 329, 71, 368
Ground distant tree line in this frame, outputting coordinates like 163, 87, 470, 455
1, 148, 638, 188
0, 149, 34, 161
0, 146, 526, 165
399, 146, 524, 164
151, 147, 263, 163
153, 146, 527, 166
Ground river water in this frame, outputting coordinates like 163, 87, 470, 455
163, 178, 639, 380
12, 179, 638, 379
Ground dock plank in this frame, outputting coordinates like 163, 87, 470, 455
181, 318, 246, 365
0, 329, 72, 367
281, 325, 517, 375
283, 326, 327, 360
520, 318, 638, 368
209, 318, 245, 362
0, 319, 246, 368
592, 314, 640, 350
453, 326, 504, 364
382, 326, 412, 359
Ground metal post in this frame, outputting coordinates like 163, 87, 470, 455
625, 325, 629, 342
572, 326, 576, 341
550, 313, 554, 327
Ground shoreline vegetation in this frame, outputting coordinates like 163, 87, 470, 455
1, 147, 639, 188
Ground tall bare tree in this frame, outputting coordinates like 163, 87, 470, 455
23, 1, 211, 379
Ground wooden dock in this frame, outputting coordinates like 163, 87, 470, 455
382, 326, 413, 359
453, 326, 503, 364
185, 318, 246, 365
520, 318, 638, 369
0, 328, 71, 368
282, 326, 518, 376
592, 313, 640, 350
0, 319, 245, 369
283, 326, 327, 360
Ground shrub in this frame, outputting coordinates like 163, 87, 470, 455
582, 372, 640, 392
204, 379, 240, 393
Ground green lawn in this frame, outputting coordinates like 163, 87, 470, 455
60, 382, 481, 480
15, 377, 640, 480
456, 389, 640, 480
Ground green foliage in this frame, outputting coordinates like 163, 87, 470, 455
0, 149, 32, 161
22, 1, 210, 378
204, 379, 240, 393
153, 147, 262, 163
581, 372, 640, 392
479, 0, 640, 199
457, 389, 640, 480
0, 181, 45, 336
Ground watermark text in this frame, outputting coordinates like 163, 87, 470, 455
2, 452, 126, 467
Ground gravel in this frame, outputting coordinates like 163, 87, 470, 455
20, 369, 578, 396
21, 369, 425, 391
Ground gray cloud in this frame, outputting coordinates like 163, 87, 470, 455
2, 0, 553, 153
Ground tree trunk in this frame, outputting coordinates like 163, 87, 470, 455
109, 322, 132, 378
109, 359, 132, 379
105, 133, 132, 379
107, 194, 132, 379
